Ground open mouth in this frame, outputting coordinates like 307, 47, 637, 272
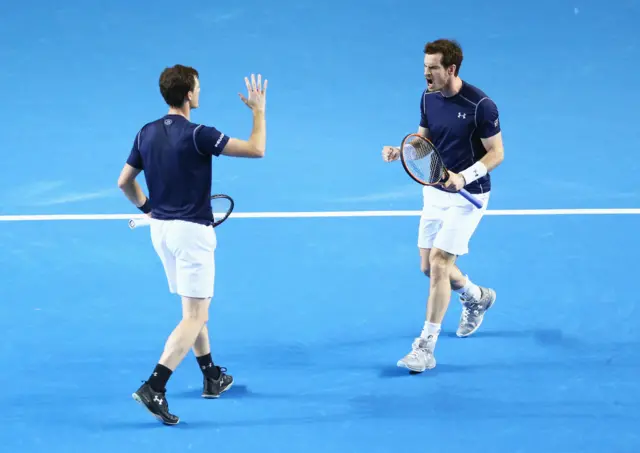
426, 76, 434, 86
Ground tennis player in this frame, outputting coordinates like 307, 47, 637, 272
117, 65, 267, 424
382, 39, 504, 372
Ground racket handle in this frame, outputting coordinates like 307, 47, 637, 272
129, 216, 151, 229
459, 189, 484, 209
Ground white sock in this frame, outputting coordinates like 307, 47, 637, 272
420, 321, 441, 342
454, 275, 481, 300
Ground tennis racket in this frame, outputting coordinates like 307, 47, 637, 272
398, 133, 484, 209
128, 194, 235, 229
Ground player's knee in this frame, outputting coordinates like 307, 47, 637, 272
183, 312, 209, 326
429, 250, 454, 279
181, 296, 211, 325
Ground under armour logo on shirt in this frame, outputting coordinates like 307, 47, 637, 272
458, 112, 466, 119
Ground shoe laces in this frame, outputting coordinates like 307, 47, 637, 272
206, 366, 228, 382
409, 339, 433, 357
461, 302, 482, 323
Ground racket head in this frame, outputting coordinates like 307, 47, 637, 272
210, 194, 234, 227
399, 133, 449, 186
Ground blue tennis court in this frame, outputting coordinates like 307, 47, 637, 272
1, 0, 639, 452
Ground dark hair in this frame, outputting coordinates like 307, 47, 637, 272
159, 64, 199, 107
424, 39, 463, 76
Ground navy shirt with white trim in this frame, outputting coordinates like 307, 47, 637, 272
419, 81, 500, 194
126, 114, 229, 225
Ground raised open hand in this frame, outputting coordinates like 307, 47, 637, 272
238, 73, 267, 112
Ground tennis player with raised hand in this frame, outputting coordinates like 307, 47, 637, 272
117, 65, 267, 424
382, 39, 505, 373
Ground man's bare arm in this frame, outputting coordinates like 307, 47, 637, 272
117, 163, 148, 210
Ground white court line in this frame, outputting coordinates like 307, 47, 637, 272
0, 208, 639, 222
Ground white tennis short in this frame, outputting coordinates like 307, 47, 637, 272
417, 185, 490, 256
149, 219, 217, 299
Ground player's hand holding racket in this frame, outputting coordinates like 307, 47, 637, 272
397, 133, 484, 209
440, 171, 466, 193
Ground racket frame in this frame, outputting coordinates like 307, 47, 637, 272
210, 193, 234, 227
128, 193, 234, 229
399, 133, 484, 209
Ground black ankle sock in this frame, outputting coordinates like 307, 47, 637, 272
196, 353, 220, 379
147, 364, 173, 392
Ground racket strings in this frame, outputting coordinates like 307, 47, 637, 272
211, 196, 233, 224
401, 139, 446, 184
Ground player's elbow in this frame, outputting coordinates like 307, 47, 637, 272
222, 138, 265, 158
238, 144, 265, 158
489, 146, 504, 166
117, 175, 137, 191
117, 164, 141, 189
247, 139, 266, 158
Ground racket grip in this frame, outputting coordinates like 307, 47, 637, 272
128, 216, 151, 229
459, 189, 484, 209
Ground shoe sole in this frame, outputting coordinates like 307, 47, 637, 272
132, 392, 180, 425
202, 379, 234, 399
396, 360, 436, 373
456, 291, 497, 338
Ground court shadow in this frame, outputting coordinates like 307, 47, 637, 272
441, 330, 531, 339
378, 365, 416, 378
99, 419, 219, 431
532, 329, 573, 346
378, 363, 472, 379
440, 328, 582, 349
173, 384, 252, 399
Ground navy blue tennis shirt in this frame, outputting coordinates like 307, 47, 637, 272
126, 114, 229, 225
420, 81, 500, 194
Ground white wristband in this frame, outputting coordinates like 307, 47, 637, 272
460, 161, 488, 185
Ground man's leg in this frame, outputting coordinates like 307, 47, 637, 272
397, 193, 495, 372
398, 247, 457, 372
397, 207, 445, 372
192, 324, 233, 398
133, 296, 210, 425
419, 247, 480, 294
419, 247, 484, 315
133, 220, 228, 424
426, 248, 456, 323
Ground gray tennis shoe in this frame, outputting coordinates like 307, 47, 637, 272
397, 336, 437, 372
456, 286, 496, 337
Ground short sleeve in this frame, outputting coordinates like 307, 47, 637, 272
126, 131, 143, 169
419, 91, 428, 128
193, 125, 230, 157
476, 98, 501, 138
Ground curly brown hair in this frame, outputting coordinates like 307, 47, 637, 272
159, 64, 199, 107
424, 39, 463, 76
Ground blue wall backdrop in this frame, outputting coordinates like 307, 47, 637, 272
1, 0, 639, 215
1, 1, 639, 453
